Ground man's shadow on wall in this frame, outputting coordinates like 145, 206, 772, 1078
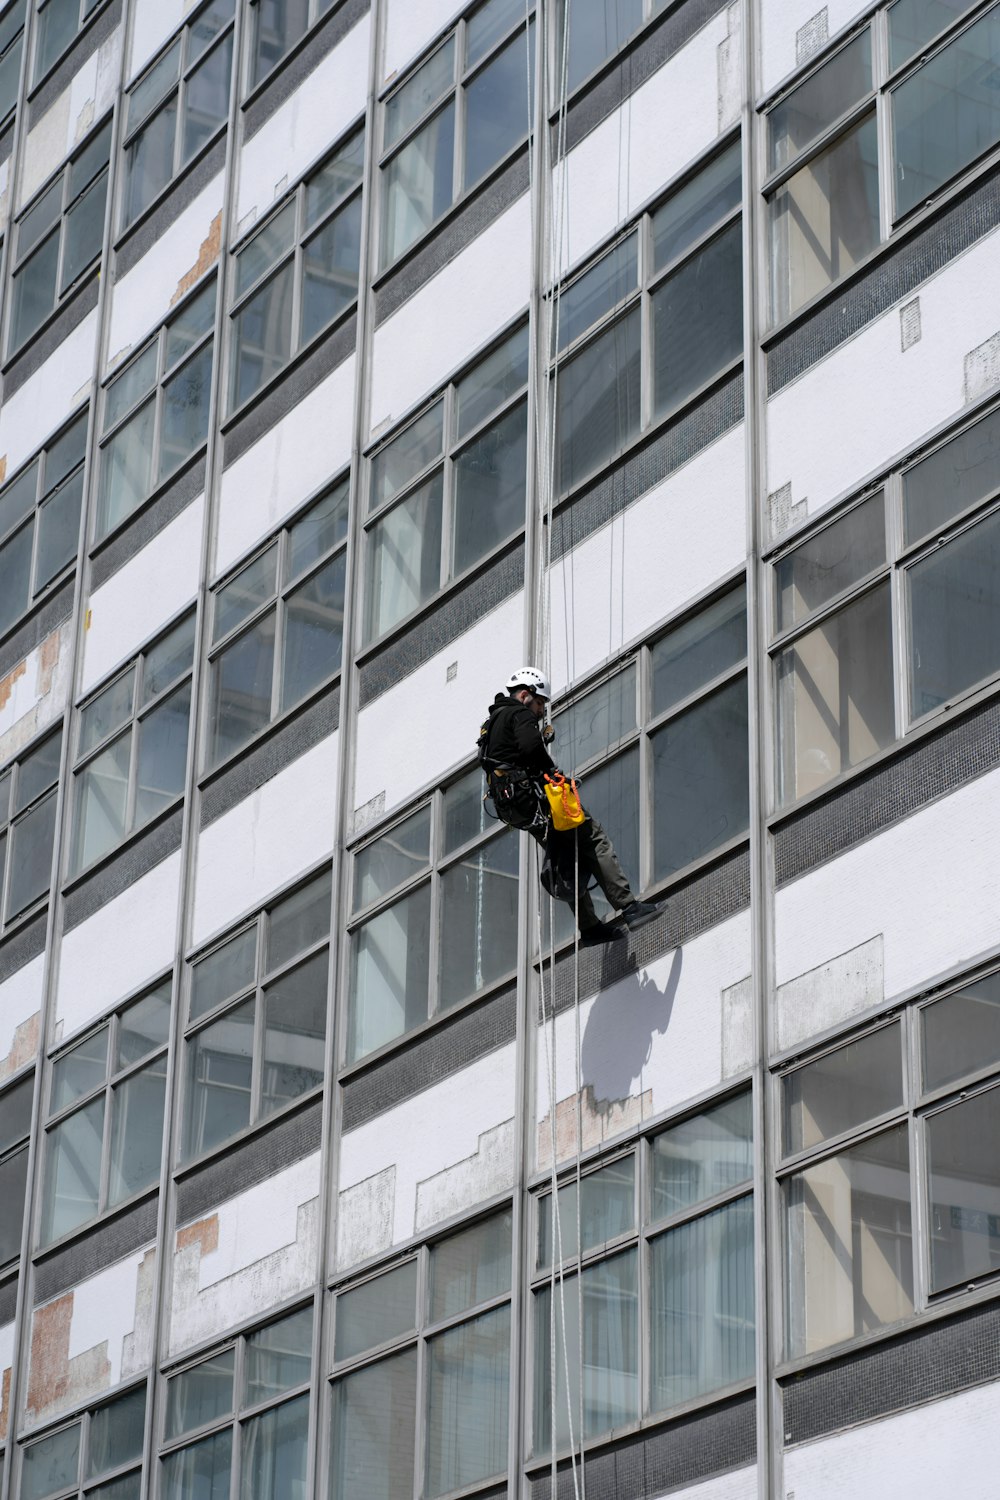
579, 946, 683, 1107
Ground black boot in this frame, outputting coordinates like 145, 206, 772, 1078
619, 899, 664, 932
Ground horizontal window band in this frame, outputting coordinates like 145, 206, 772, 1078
32, 1190, 157, 1305
243, 0, 371, 142
2, 271, 99, 399
175, 1094, 322, 1225
114, 131, 227, 279
62, 806, 184, 931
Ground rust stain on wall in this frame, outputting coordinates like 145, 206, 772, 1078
176, 1214, 219, 1257
0, 659, 26, 711
1, 1012, 40, 1083
36, 628, 62, 696
26, 1293, 111, 1424
0, 1364, 11, 1442
537, 1085, 653, 1171
171, 212, 222, 306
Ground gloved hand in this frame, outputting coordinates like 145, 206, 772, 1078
541, 723, 555, 745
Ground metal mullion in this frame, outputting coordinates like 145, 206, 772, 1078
639, 648, 654, 891
427, 861, 442, 1020
412, 1247, 430, 1500
440, 389, 456, 589
96, 1075, 113, 1215
761, 96, 877, 198
248, 977, 266, 1126
270, 534, 288, 719
172, 75, 186, 181
289, 187, 306, 360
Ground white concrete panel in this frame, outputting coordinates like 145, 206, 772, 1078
658, 1467, 757, 1500
548, 425, 746, 695
774, 767, 1000, 1009
81, 495, 204, 695
235, 14, 371, 229
369, 196, 530, 433
337, 1044, 517, 1267
767, 229, 1000, 524
129, 0, 186, 78
0, 620, 73, 766
64, 1247, 151, 1388
784, 1380, 1000, 1500
214, 355, 356, 576
0, 311, 98, 478
55, 852, 182, 1042
19, 28, 122, 209
383, 0, 461, 83
352, 591, 523, 819
199, 1153, 321, 1288
107, 173, 224, 365
556, 7, 735, 273
537, 911, 751, 1169
0, 952, 44, 1082
760, 0, 869, 96
191, 733, 339, 946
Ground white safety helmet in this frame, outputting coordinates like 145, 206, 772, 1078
506, 666, 550, 701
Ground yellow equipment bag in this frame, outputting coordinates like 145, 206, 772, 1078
543, 773, 587, 832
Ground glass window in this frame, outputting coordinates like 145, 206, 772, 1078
249, 0, 335, 87
921, 972, 1000, 1092
348, 773, 516, 1063
208, 482, 349, 767
0, 1069, 32, 1271
906, 505, 1000, 719
183, 870, 331, 1160
902, 403, 1000, 546
888, 0, 977, 69
230, 129, 364, 410
783, 1025, 903, 1154
33, 0, 103, 82
769, 31, 873, 171
926, 1085, 1000, 1291
556, 0, 643, 93
19, 1386, 145, 1500
0, 728, 61, 926
775, 493, 886, 631
39, 982, 171, 1244
650, 1092, 753, 1218
0, 1, 26, 126
70, 616, 195, 873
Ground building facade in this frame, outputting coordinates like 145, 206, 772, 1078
1, 0, 1000, 1495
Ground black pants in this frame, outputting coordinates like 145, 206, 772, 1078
529, 817, 635, 931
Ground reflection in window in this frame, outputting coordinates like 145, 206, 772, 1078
0, 728, 62, 925
0, 1069, 33, 1271
20, 1386, 146, 1500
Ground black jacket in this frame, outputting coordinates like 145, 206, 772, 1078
483, 693, 556, 778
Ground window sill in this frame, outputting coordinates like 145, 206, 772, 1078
197, 670, 341, 792
220, 299, 358, 434
60, 795, 184, 898
173, 1086, 322, 1182
112, 123, 227, 255
31, 1181, 158, 1267
337, 968, 517, 1083
88, 441, 208, 560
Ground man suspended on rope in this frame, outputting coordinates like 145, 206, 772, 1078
479, 666, 663, 947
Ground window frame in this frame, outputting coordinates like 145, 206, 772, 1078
0, 724, 62, 930
245, 0, 335, 94
31, 0, 105, 86
550, 0, 672, 103
0, 0, 26, 128
16, 1381, 148, 1500
0, 1065, 34, 1277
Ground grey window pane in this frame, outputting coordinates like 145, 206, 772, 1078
442, 768, 492, 854
166, 280, 216, 367
653, 589, 746, 718
425, 1305, 510, 1497
159, 340, 212, 481
118, 984, 172, 1067
0, 3, 26, 60
922, 972, 1000, 1092
72, 731, 131, 872
161, 1427, 232, 1500
652, 139, 742, 272
124, 101, 177, 225
769, 111, 880, 322
888, 0, 975, 70
452, 399, 526, 575
651, 1093, 753, 1219
261, 949, 327, 1116
330, 1349, 416, 1500
190, 927, 256, 1021
349, 883, 432, 1061
280, 554, 346, 712
143, 614, 196, 703
369, 402, 444, 513
167, 1350, 238, 1440
10, 231, 59, 347
0, 461, 39, 540
439, 833, 518, 1009
41, 1095, 105, 1242
893, 8, 1000, 219
456, 324, 529, 439
236, 200, 296, 299
287, 482, 349, 578
467, 0, 522, 67
18, 179, 61, 258
430, 1210, 513, 1322
384, 38, 455, 150
0, 1144, 28, 1265
653, 675, 749, 877
776, 583, 893, 804
335, 1261, 417, 1361
0, 31, 22, 124
127, 38, 180, 131
559, 0, 643, 92
231, 262, 294, 406
134, 682, 190, 826
301, 194, 362, 342
8, 787, 58, 915
538, 1157, 635, 1272
353, 806, 431, 910
653, 219, 742, 414
87, 1385, 146, 1479
903, 405, 1000, 546
88, 1473, 142, 1500
0, 520, 32, 634
908, 507, 1000, 720
14, 729, 61, 809
97, 400, 156, 536
381, 102, 455, 266
20, 1423, 80, 1500
463, 24, 530, 191
556, 307, 640, 495
365, 472, 444, 640
80, 669, 135, 757
51, 1026, 108, 1112
558, 235, 638, 356
61, 168, 108, 291
784, 1027, 902, 1157
251, 0, 308, 86
268, 870, 332, 974
240, 1391, 309, 1500
208, 610, 277, 764
533, 1248, 638, 1453
245, 1307, 313, 1404
214, 545, 278, 644
650, 1195, 755, 1410
927, 1087, 1000, 1291
769, 30, 872, 170
105, 346, 158, 430
0, 1071, 33, 1152
775, 493, 885, 632
784, 1124, 912, 1357
185, 998, 254, 1157
554, 666, 637, 773
69, 119, 111, 196
35, 0, 78, 78
34, 467, 83, 591
45, 412, 87, 487
305, 132, 365, 228
0, 772, 7, 825
108, 1054, 166, 1204
190, 0, 235, 63
182, 33, 232, 163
